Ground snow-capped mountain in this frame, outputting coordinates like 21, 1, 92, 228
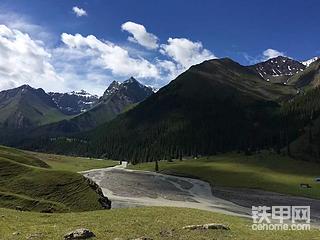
147, 86, 159, 93
302, 57, 320, 67
101, 77, 153, 102
102, 81, 121, 99
37, 77, 154, 134
250, 56, 306, 83
49, 90, 99, 115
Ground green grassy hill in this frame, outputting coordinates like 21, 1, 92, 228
0, 146, 116, 212
130, 152, 320, 199
0, 207, 318, 240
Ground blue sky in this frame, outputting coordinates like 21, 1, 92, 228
0, 0, 318, 94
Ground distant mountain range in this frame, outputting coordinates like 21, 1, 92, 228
0, 77, 154, 146
0, 77, 153, 130
1, 56, 320, 162
55, 77, 154, 132
49, 90, 99, 115
48, 57, 320, 161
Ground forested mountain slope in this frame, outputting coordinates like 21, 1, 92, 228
83, 58, 295, 162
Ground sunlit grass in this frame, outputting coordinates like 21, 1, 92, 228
130, 152, 320, 199
0, 207, 319, 240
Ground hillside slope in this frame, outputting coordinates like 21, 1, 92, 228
0, 145, 108, 212
282, 86, 320, 161
287, 59, 320, 89
0, 85, 68, 129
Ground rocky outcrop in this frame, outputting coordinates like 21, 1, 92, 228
85, 177, 111, 209
131, 237, 153, 240
182, 223, 230, 230
64, 228, 95, 239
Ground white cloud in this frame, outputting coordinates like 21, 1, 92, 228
160, 38, 216, 69
60, 33, 160, 79
242, 49, 286, 65
121, 21, 158, 50
262, 48, 285, 60
155, 59, 183, 85
72, 6, 87, 17
0, 24, 64, 92
0, 16, 218, 95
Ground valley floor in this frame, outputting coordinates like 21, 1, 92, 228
83, 162, 320, 226
2, 148, 320, 239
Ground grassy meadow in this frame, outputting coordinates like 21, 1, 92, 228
26, 150, 118, 172
0, 145, 117, 212
1, 146, 320, 239
130, 152, 320, 199
1, 207, 319, 240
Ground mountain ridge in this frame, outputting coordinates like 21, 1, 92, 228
0, 85, 68, 129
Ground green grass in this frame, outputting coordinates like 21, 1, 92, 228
0, 207, 319, 240
26, 151, 118, 172
0, 145, 117, 212
0, 145, 49, 168
130, 152, 320, 199
0, 158, 103, 212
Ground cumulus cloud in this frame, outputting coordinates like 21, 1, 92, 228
0, 16, 218, 95
242, 49, 286, 65
72, 6, 87, 17
57, 35, 216, 92
262, 48, 285, 60
0, 24, 64, 92
121, 21, 158, 50
60, 33, 160, 79
160, 38, 216, 69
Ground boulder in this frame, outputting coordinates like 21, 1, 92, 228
131, 237, 153, 240
183, 223, 230, 230
15, 206, 23, 211
26, 233, 43, 239
64, 228, 95, 239
159, 229, 174, 237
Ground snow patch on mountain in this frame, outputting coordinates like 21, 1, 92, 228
302, 57, 320, 67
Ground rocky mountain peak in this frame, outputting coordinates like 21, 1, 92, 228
101, 77, 153, 103
250, 56, 306, 83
